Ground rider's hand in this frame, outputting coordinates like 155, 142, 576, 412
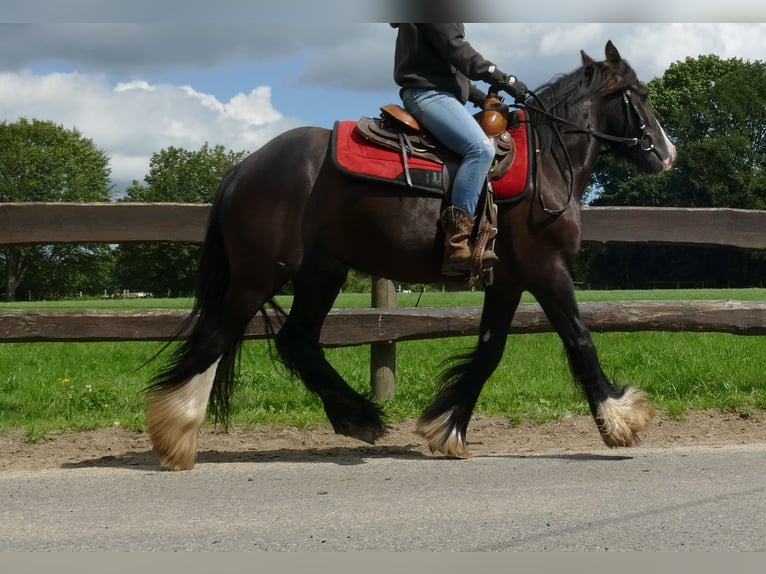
501, 74, 528, 102
489, 66, 528, 102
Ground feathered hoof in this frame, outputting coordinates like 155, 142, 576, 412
416, 411, 472, 458
145, 359, 220, 471
145, 387, 204, 471
149, 427, 199, 471
596, 386, 655, 447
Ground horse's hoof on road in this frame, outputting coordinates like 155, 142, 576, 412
416, 412, 473, 459
596, 386, 655, 447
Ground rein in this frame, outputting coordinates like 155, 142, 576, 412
520, 85, 656, 216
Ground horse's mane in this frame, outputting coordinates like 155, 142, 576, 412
526, 57, 638, 155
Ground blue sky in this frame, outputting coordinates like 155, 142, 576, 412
2, 2, 766, 195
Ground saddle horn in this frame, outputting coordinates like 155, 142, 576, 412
479, 87, 510, 138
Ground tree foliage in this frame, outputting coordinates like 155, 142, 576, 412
580, 55, 766, 288
0, 118, 112, 300
112, 144, 247, 296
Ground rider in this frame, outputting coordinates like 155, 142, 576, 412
390, 23, 528, 276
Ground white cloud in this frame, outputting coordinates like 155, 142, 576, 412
0, 70, 302, 192
632, 23, 766, 75
536, 24, 610, 57
115, 79, 155, 92
470, 23, 766, 88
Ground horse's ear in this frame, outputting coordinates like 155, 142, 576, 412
605, 40, 622, 64
581, 50, 596, 65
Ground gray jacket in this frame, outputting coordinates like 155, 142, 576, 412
391, 23, 506, 107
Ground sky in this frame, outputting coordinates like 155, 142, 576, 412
2, 1, 766, 196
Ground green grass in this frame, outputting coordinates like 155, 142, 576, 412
1, 289, 765, 441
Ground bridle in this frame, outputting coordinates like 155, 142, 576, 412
613, 88, 661, 156
519, 84, 661, 216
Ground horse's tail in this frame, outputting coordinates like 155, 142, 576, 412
147, 163, 240, 425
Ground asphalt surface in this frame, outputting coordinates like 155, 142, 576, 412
2, 443, 764, 551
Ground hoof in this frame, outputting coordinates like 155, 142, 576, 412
145, 360, 220, 471
150, 431, 199, 471
416, 411, 472, 458
334, 420, 388, 445
146, 392, 201, 470
326, 394, 388, 445
596, 386, 655, 447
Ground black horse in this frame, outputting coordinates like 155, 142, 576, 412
146, 41, 676, 470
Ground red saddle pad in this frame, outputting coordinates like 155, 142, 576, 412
333, 110, 530, 201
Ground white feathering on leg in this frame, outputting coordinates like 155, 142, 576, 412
596, 386, 655, 447
416, 409, 472, 458
146, 358, 221, 470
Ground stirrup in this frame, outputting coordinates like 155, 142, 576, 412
481, 250, 499, 268
441, 258, 471, 277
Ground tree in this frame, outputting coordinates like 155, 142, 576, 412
113, 144, 247, 296
14, 245, 116, 300
579, 55, 766, 288
0, 118, 112, 300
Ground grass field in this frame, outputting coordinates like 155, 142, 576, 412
1, 288, 765, 441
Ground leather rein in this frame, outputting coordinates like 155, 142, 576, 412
519, 85, 659, 216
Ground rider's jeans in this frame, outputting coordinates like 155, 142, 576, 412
401, 88, 494, 217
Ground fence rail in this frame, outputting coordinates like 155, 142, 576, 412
2, 202, 766, 249
2, 301, 766, 345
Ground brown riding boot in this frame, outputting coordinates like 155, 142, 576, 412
439, 206, 474, 276
440, 206, 500, 276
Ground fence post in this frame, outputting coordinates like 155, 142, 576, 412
370, 276, 396, 400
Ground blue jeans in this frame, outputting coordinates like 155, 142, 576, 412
401, 88, 494, 216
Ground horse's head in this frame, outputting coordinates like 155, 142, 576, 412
524, 41, 676, 214
582, 40, 676, 174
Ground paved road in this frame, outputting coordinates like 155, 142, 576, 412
1, 443, 764, 551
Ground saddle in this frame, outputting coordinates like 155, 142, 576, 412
355, 103, 518, 189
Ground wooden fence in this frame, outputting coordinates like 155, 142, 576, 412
2, 203, 765, 249
2, 203, 766, 398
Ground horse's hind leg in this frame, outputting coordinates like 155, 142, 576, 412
417, 285, 521, 457
531, 273, 654, 447
276, 255, 387, 443
146, 283, 268, 470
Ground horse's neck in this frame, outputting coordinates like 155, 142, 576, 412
546, 103, 604, 191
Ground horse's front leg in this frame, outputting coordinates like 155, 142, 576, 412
530, 266, 654, 447
417, 284, 521, 457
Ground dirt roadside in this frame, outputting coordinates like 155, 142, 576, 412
1, 409, 764, 471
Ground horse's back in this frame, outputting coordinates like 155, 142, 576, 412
218, 126, 330, 220
233, 125, 331, 191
